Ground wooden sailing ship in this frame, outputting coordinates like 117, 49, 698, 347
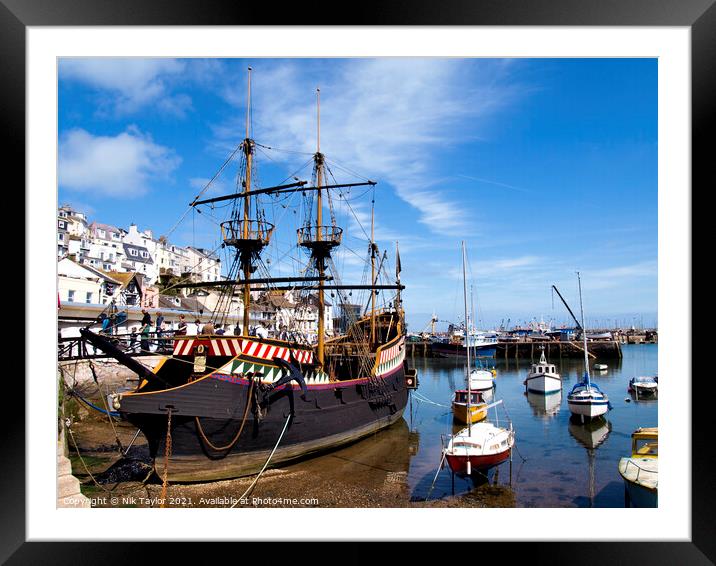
81, 69, 414, 481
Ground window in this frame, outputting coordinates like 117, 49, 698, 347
98, 229, 105, 238
129, 249, 138, 256
58, 221, 66, 229
58, 233, 64, 241
68, 290, 75, 302
86, 292, 92, 303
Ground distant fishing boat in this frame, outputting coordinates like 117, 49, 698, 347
628, 376, 658, 396
524, 346, 561, 394
618, 427, 658, 508
566, 272, 611, 422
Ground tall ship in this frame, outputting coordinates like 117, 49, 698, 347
80, 69, 414, 481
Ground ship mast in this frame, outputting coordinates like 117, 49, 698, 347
370, 201, 377, 345
242, 67, 254, 335
315, 88, 326, 365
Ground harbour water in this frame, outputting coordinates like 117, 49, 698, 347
400, 343, 658, 506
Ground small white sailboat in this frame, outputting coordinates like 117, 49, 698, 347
524, 346, 561, 394
567, 272, 611, 421
444, 405, 514, 476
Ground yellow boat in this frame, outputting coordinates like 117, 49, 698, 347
618, 427, 658, 507
452, 389, 488, 424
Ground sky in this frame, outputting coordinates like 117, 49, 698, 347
57, 58, 658, 331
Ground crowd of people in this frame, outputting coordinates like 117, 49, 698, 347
95, 308, 317, 353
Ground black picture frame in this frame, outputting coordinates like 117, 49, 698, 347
7, 0, 706, 563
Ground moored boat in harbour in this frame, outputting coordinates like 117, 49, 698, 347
618, 427, 658, 507
524, 346, 561, 394
566, 273, 611, 422
628, 376, 658, 397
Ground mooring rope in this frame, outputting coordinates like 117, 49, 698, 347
230, 412, 292, 507
160, 408, 173, 507
412, 391, 450, 408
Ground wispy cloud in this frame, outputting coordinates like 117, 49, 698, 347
60, 58, 193, 117
58, 126, 181, 197
213, 59, 524, 235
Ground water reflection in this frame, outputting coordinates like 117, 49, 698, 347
526, 390, 562, 417
568, 417, 612, 507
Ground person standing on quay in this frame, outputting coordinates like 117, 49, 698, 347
140, 310, 152, 353
176, 314, 187, 336
155, 311, 165, 351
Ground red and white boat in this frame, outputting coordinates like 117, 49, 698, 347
443, 400, 514, 475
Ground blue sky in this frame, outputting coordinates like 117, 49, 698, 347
58, 58, 657, 331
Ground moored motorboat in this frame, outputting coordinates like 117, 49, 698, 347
618, 427, 658, 507
628, 376, 658, 396
451, 389, 487, 424
594, 363, 608, 370
469, 366, 495, 391
524, 346, 561, 394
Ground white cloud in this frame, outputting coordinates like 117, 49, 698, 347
58, 126, 181, 197
214, 59, 523, 235
60, 58, 191, 117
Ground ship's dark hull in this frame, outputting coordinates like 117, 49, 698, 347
120, 365, 408, 481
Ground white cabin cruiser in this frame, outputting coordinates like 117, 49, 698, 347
524, 348, 561, 394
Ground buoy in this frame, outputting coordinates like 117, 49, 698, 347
625, 397, 631, 403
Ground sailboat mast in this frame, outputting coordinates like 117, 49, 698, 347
470, 284, 475, 368
577, 271, 590, 386
462, 241, 472, 434
315, 88, 326, 366
370, 202, 376, 345
242, 67, 254, 335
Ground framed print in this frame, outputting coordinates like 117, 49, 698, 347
5, 0, 709, 563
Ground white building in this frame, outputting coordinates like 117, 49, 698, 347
184, 247, 221, 283
57, 257, 121, 305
